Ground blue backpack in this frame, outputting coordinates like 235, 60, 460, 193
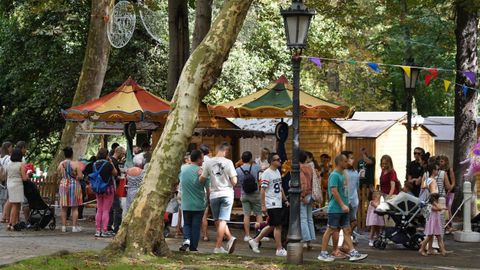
88, 161, 109, 194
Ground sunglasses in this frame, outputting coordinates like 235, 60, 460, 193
272, 158, 281, 162
413, 152, 422, 155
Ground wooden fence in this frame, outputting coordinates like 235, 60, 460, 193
357, 185, 371, 230
31, 177, 58, 204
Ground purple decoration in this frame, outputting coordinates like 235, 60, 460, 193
463, 71, 476, 84
308, 57, 322, 68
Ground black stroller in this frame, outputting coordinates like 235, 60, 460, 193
373, 192, 425, 250
23, 180, 56, 230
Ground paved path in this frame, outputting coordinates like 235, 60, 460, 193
0, 212, 479, 269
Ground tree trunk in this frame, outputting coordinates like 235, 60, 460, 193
166, 0, 190, 100
452, 1, 478, 216
192, 0, 213, 50
46, 0, 113, 183
108, 0, 253, 257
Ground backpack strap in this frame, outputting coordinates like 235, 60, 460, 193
239, 165, 248, 175
94, 160, 108, 174
248, 164, 253, 174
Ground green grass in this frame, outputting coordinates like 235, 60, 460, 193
1, 251, 410, 270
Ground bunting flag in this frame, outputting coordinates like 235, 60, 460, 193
443, 80, 451, 92
424, 68, 438, 87
462, 84, 468, 96
308, 57, 322, 68
401, 66, 411, 77
367, 63, 381, 73
463, 71, 476, 84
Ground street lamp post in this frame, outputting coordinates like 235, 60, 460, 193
403, 58, 419, 165
281, 0, 315, 264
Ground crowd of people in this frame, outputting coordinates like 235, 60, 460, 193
0, 139, 456, 261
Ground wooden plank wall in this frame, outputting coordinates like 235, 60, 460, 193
376, 122, 408, 182
286, 119, 345, 161
435, 142, 453, 160
345, 137, 376, 169
412, 126, 435, 158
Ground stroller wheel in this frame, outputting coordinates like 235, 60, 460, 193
49, 223, 56, 230
378, 240, 387, 250
409, 233, 424, 250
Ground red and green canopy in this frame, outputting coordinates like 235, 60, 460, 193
62, 77, 170, 123
208, 76, 354, 119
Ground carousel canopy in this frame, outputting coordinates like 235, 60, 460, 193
62, 77, 170, 123
208, 75, 354, 119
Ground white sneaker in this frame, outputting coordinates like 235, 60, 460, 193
248, 239, 260, 253
276, 248, 287, 257
244, 235, 252, 242
317, 251, 335, 262
61, 226, 67, 233
368, 240, 374, 247
348, 250, 368, 262
213, 247, 228, 254
72, 226, 82, 233
94, 231, 101, 237
261, 237, 270, 242
227, 237, 237, 254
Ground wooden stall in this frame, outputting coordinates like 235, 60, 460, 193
286, 119, 346, 161
336, 112, 436, 185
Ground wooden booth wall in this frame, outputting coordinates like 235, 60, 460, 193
152, 104, 241, 161
239, 135, 277, 161
411, 125, 435, 159
286, 119, 346, 161
345, 137, 376, 170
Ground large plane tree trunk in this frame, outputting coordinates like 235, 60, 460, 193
46, 0, 112, 183
108, 0, 253, 257
452, 1, 478, 216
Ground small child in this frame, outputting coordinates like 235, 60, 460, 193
419, 193, 447, 256
366, 191, 385, 247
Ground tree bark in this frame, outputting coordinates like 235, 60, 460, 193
166, 0, 190, 100
46, 0, 113, 184
108, 0, 253, 257
452, 1, 478, 215
192, 0, 213, 50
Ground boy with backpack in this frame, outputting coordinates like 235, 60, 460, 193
236, 151, 263, 242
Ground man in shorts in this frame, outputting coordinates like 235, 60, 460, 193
248, 153, 288, 257
200, 142, 237, 254
318, 154, 367, 262
236, 151, 263, 242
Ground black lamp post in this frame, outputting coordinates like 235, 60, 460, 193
403, 58, 420, 165
281, 0, 315, 264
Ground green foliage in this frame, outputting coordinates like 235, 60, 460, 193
0, 0, 466, 166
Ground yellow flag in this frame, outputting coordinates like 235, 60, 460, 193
401, 66, 411, 77
444, 80, 451, 92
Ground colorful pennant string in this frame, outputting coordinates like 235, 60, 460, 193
301, 55, 480, 93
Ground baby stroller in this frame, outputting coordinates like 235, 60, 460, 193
23, 180, 56, 230
373, 192, 425, 250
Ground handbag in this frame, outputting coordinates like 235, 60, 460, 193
311, 165, 322, 203
166, 196, 179, 213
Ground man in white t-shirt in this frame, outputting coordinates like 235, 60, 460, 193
248, 153, 289, 257
200, 142, 237, 254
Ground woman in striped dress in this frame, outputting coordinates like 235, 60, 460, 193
57, 147, 83, 233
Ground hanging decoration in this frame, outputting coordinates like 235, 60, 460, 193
301, 55, 480, 93
444, 80, 451, 92
308, 57, 322, 68
367, 62, 381, 73
462, 84, 468, 97
139, 4, 167, 43
107, 1, 136, 48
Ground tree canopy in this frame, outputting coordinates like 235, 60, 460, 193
0, 0, 472, 166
